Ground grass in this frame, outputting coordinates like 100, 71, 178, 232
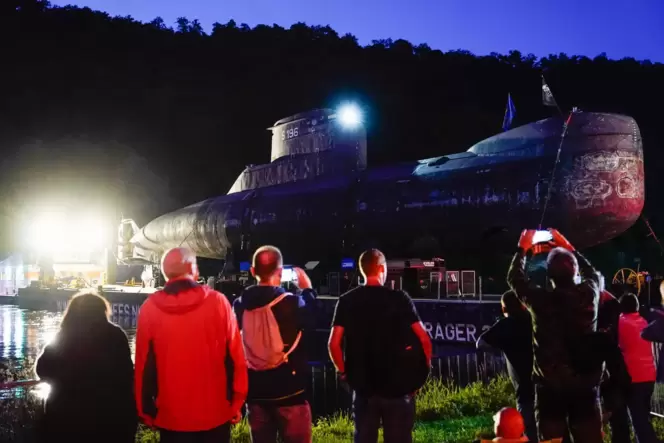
134, 377, 510, 442
136, 415, 495, 443
4, 362, 664, 442
133, 376, 664, 443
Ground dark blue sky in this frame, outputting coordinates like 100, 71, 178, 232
51, 0, 663, 62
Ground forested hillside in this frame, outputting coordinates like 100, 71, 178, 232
3, 0, 664, 272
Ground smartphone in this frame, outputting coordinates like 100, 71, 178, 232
532, 230, 553, 244
281, 267, 296, 283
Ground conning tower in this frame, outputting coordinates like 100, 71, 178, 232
228, 108, 367, 194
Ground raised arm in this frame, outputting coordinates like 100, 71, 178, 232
642, 315, 664, 343
507, 230, 537, 305
507, 249, 529, 303
575, 250, 600, 290
293, 268, 318, 331
297, 288, 318, 331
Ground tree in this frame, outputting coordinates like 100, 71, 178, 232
4, 3, 664, 270
176, 16, 189, 33
148, 16, 167, 30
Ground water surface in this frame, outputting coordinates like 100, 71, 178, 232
0, 305, 137, 376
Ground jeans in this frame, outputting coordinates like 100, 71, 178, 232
535, 383, 603, 443
516, 384, 538, 443
602, 379, 631, 443
247, 401, 312, 443
159, 423, 230, 443
352, 392, 416, 443
625, 382, 658, 443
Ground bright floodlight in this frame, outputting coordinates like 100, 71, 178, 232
27, 212, 108, 254
337, 103, 362, 129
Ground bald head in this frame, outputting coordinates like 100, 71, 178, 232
161, 247, 199, 281
359, 249, 387, 286
251, 245, 283, 283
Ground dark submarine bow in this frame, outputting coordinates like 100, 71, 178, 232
120, 108, 644, 267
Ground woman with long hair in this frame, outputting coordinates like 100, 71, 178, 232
35, 291, 137, 442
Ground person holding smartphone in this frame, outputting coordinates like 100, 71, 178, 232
507, 229, 603, 443
233, 245, 317, 443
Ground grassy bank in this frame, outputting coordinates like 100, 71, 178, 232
4, 360, 664, 442
135, 377, 511, 442
134, 376, 664, 443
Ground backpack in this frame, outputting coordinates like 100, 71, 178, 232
382, 325, 430, 396
241, 292, 302, 371
347, 293, 430, 397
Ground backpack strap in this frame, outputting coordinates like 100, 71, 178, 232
266, 292, 291, 309
283, 330, 303, 362
269, 291, 302, 363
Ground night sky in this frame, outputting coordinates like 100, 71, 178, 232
50, 0, 664, 62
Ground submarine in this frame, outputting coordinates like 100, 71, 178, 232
16, 105, 645, 350
120, 106, 644, 272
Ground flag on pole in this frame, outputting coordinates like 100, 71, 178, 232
502, 93, 516, 131
541, 76, 558, 108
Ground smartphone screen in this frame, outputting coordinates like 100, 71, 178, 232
281, 267, 296, 283
532, 230, 553, 244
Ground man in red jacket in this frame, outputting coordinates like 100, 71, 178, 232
135, 247, 248, 443
617, 293, 658, 443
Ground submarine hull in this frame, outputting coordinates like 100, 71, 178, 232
133, 112, 644, 267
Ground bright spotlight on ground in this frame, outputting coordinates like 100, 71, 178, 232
337, 103, 362, 129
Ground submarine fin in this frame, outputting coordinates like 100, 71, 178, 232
117, 219, 159, 265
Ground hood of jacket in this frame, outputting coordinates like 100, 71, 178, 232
150, 278, 209, 314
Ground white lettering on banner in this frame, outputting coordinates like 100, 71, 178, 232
111, 303, 140, 317
55, 300, 140, 317
422, 261, 435, 267
423, 322, 491, 343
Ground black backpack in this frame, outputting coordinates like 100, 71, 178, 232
374, 295, 430, 397
346, 325, 430, 398
383, 325, 431, 396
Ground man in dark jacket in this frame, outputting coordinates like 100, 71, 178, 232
641, 307, 664, 383
507, 229, 602, 442
477, 290, 536, 442
233, 245, 317, 443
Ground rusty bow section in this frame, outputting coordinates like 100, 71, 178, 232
558, 113, 644, 247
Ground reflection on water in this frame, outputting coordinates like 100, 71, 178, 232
0, 305, 137, 375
